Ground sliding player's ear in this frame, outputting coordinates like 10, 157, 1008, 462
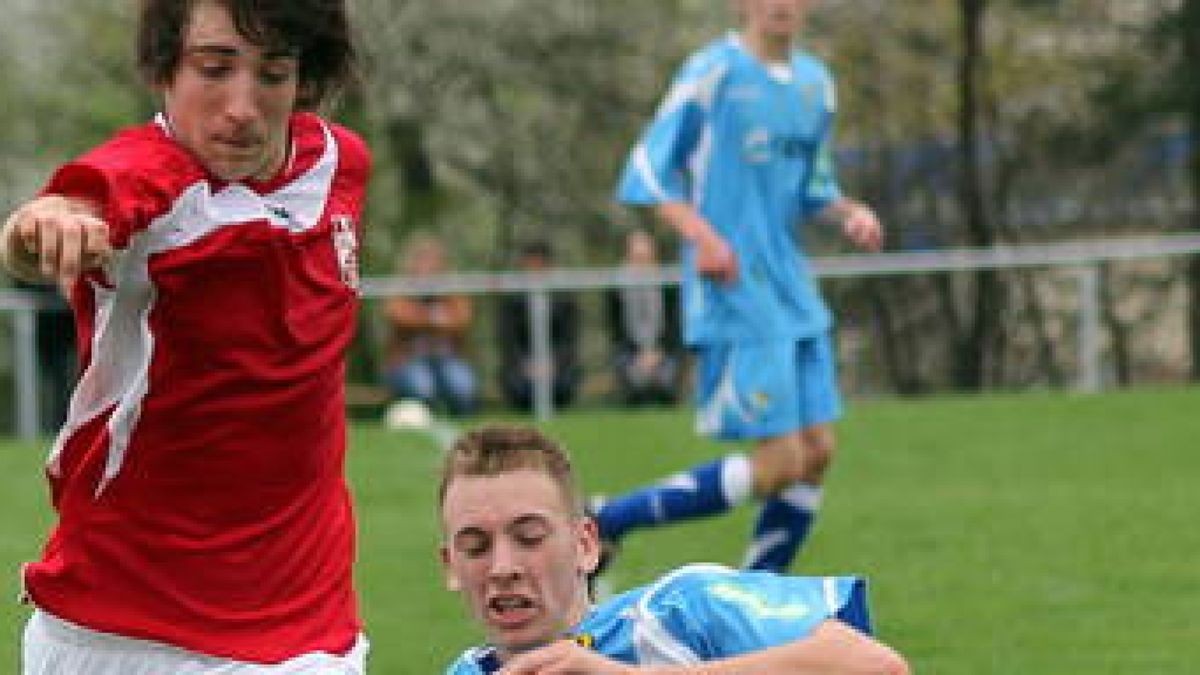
576, 517, 602, 576
440, 545, 462, 591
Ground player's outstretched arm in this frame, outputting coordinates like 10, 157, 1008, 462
669, 619, 910, 675
497, 620, 908, 675
2, 195, 112, 283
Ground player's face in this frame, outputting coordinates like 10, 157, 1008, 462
441, 469, 600, 659
739, 0, 811, 40
160, 0, 299, 181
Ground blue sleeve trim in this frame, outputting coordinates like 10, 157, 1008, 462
834, 577, 874, 635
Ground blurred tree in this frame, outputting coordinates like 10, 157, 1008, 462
1183, 0, 1200, 379
1, 0, 1193, 394
1082, 0, 1199, 380
953, 0, 1003, 390
0, 3, 147, 209
354, 0, 718, 271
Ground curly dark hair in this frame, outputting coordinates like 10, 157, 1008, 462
137, 0, 357, 109
438, 425, 584, 516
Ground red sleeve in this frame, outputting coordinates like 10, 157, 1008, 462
331, 122, 373, 207
41, 162, 132, 248
40, 124, 199, 250
329, 121, 373, 231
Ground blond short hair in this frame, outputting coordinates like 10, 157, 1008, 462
438, 425, 583, 516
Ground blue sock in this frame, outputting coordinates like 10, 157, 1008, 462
594, 455, 753, 542
743, 482, 823, 572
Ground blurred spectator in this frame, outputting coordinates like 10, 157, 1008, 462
605, 229, 682, 406
381, 234, 479, 416
497, 240, 581, 410
15, 279, 78, 432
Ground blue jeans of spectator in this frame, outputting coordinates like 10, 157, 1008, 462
385, 355, 479, 416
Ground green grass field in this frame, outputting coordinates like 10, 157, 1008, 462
2, 387, 1197, 672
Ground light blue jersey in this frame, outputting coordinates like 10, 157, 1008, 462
446, 564, 872, 673
617, 34, 842, 345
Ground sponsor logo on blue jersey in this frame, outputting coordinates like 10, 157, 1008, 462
708, 581, 813, 620
743, 129, 814, 163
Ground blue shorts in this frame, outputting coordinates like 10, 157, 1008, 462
694, 334, 842, 440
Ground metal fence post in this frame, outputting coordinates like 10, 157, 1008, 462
13, 305, 40, 439
1076, 264, 1102, 393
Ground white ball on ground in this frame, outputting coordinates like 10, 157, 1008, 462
384, 399, 433, 430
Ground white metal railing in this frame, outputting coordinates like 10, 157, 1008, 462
4, 233, 1200, 436
362, 232, 1200, 420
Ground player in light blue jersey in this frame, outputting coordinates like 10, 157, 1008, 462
597, 0, 884, 573
439, 425, 908, 674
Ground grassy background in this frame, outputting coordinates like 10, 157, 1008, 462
2, 387, 1198, 672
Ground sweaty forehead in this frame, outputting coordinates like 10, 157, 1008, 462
442, 471, 570, 530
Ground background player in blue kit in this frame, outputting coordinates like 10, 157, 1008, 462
595, 0, 884, 573
438, 425, 908, 674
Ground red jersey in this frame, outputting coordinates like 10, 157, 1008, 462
22, 112, 371, 663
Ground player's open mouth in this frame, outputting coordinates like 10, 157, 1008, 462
487, 594, 536, 626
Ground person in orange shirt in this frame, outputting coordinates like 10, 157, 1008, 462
382, 233, 479, 416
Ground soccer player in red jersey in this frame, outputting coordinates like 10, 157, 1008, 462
2, 1, 371, 672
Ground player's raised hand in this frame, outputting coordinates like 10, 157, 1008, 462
2, 195, 112, 283
838, 201, 883, 253
498, 640, 635, 675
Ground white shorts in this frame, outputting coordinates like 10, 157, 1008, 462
22, 609, 369, 674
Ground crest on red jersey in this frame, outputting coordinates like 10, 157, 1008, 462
332, 215, 360, 290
